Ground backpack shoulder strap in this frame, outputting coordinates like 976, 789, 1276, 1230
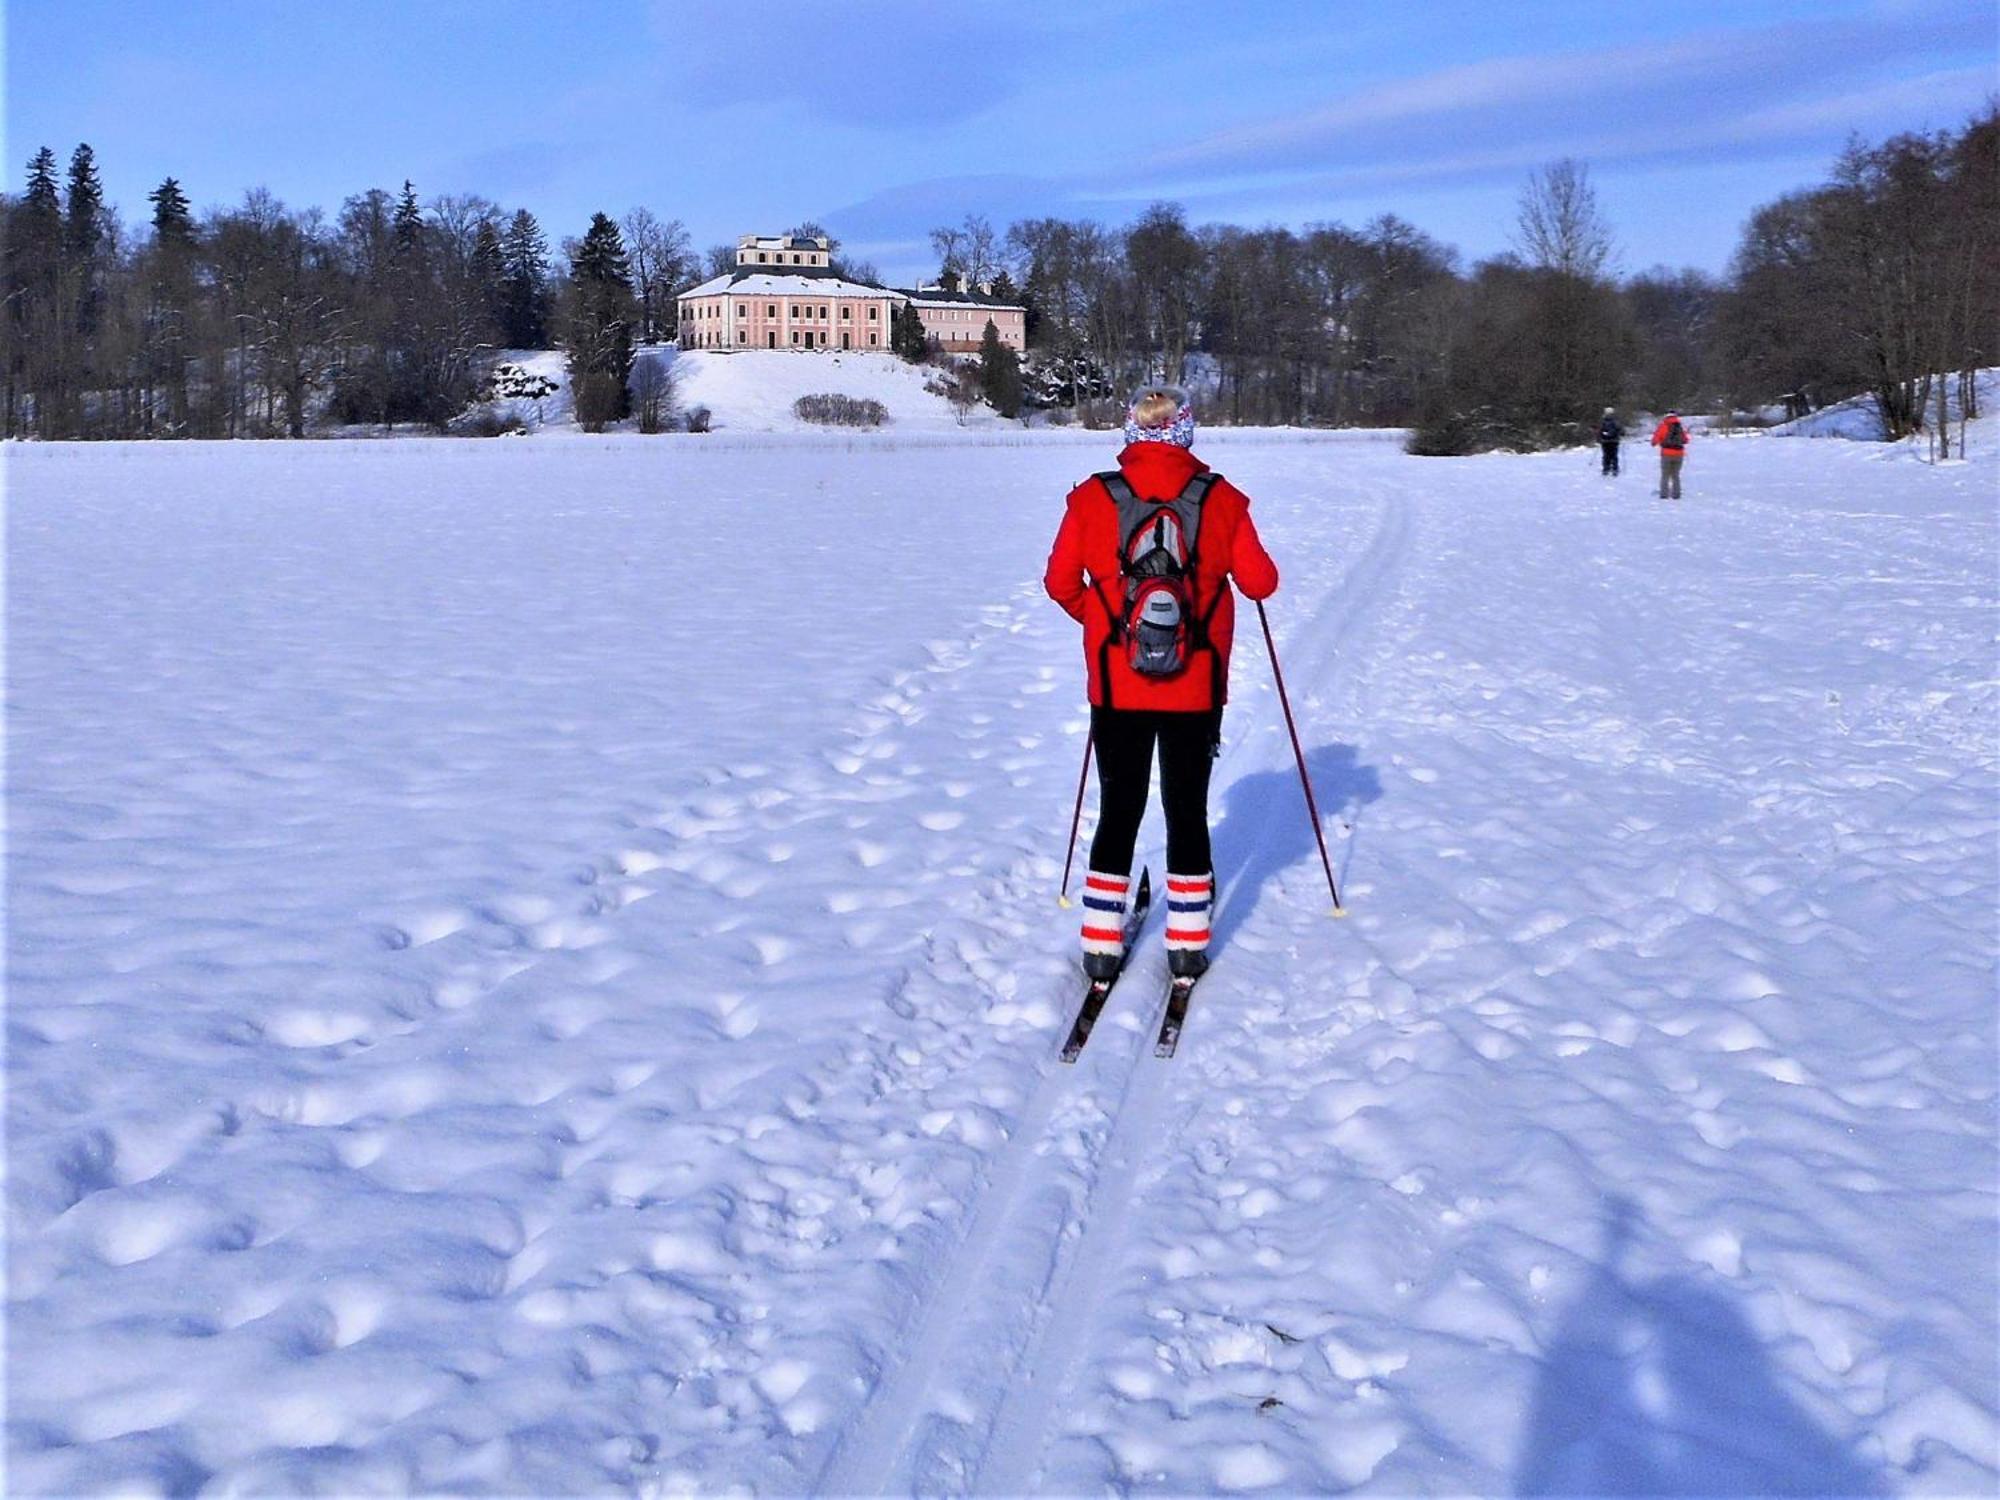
1096, 470, 1137, 506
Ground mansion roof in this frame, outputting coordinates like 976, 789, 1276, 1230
678, 270, 898, 300
678, 269, 1025, 311
896, 285, 1019, 309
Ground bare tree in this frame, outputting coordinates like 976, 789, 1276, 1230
623, 208, 692, 343
928, 223, 967, 282
1515, 159, 1615, 279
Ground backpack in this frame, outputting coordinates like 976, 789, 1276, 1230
1664, 419, 1686, 448
1095, 469, 1217, 679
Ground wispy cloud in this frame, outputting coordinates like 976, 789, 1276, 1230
652, 0, 1052, 130
1146, 1, 1987, 186
825, 0, 1993, 267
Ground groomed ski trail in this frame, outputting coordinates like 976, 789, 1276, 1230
816, 485, 1414, 1496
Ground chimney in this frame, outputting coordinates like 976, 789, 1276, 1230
978, 280, 993, 296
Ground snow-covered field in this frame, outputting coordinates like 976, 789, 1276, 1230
8, 425, 1996, 1495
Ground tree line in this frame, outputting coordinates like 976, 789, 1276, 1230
4, 105, 1992, 444
1, 149, 693, 438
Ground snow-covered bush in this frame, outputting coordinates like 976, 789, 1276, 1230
793, 394, 889, 428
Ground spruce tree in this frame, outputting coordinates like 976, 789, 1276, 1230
384, 181, 435, 424
146, 177, 198, 433
7, 150, 64, 435
892, 301, 928, 362
500, 209, 549, 347
979, 318, 1023, 418
392, 180, 423, 256
65, 143, 104, 259
566, 212, 636, 428
148, 177, 194, 245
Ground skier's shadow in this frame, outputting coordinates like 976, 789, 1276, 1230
1210, 741, 1381, 954
1513, 1197, 1888, 1497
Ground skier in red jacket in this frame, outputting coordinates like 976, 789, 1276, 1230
1650, 411, 1690, 499
1044, 388, 1279, 980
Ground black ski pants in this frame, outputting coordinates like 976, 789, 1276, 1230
1600, 440, 1620, 475
1087, 705, 1222, 878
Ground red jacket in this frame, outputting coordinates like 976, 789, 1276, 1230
1044, 443, 1279, 712
1650, 417, 1690, 456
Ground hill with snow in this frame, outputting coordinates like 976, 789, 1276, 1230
1770, 367, 1998, 458
456, 346, 1011, 437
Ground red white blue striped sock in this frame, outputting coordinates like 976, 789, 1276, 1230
1165, 872, 1213, 952
1079, 870, 1131, 959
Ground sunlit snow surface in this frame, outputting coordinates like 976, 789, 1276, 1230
9, 427, 1995, 1495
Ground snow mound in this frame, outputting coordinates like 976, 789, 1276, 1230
1769, 368, 1999, 459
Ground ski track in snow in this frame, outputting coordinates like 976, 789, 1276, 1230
8, 427, 1996, 1496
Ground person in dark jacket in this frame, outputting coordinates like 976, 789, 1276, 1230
1044, 388, 1279, 978
1598, 407, 1622, 475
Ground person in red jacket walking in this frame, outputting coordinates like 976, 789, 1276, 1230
1650, 411, 1690, 499
1044, 388, 1279, 979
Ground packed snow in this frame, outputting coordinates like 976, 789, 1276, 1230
8, 419, 1996, 1495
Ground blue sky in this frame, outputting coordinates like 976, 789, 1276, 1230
7, 0, 1994, 281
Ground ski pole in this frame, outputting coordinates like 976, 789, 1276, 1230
1057, 732, 1094, 907
1256, 600, 1345, 916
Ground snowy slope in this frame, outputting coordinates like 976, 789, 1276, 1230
448, 346, 1007, 437
1771, 367, 2000, 453
667, 349, 1009, 434
8, 427, 1996, 1495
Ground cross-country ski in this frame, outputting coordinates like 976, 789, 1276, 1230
1059, 868, 1150, 1062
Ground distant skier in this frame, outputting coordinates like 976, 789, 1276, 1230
1044, 388, 1279, 981
1650, 411, 1690, 498
1598, 407, 1622, 475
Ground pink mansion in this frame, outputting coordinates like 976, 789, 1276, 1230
676, 234, 1025, 354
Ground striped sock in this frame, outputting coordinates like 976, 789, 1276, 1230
1079, 870, 1131, 959
1165, 872, 1213, 953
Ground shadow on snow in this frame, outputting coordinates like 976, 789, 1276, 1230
1211, 741, 1382, 954
1514, 1197, 1888, 1497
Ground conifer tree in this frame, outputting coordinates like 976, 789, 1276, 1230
979, 318, 1023, 417
146, 176, 198, 433
59, 143, 110, 427
565, 212, 636, 428
891, 301, 928, 361
500, 209, 550, 347
384, 180, 432, 423
392, 180, 423, 256
5, 149, 64, 434
65, 143, 105, 259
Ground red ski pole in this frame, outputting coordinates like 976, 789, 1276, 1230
1256, 600, 1345, 916
1057, 732, 1094, 907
